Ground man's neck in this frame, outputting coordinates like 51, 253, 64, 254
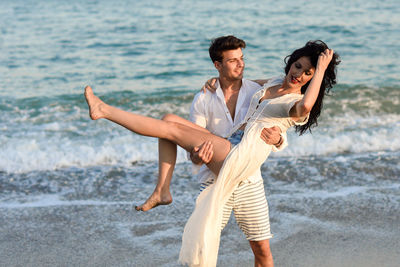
218, 76, 243, 121
218, 77, 242, 92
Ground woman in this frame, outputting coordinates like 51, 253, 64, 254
85, 40, 340, 266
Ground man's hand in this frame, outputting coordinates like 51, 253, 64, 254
260, 126, 283, 147
201, 77, 218, 93
190, 141, 214, 165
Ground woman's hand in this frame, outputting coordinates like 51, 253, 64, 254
201, 77, 218, 93
316, 49, 334, 72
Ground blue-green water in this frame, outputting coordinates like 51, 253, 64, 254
1, 1, 399, 266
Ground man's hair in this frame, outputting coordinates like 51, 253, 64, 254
209, 35, 246, 63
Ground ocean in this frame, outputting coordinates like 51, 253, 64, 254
1, 0, 399, 266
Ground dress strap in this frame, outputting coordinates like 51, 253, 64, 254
262, 76, 284, 89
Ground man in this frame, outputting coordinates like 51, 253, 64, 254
189, 35, 286, 267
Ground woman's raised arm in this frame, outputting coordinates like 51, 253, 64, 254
290, 49, 334, 119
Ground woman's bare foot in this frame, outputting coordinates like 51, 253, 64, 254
135, 190, 172, 212
84, 86, 106, 120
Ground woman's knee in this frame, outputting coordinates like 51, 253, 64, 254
161, 113, 178, 122
163, 120, 183, 140
161, 115, 187, 137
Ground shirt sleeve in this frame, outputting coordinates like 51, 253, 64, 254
189, 92, 207, 128
188, 92, 208, 161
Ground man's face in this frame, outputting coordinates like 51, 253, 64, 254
215, 48, 245, 81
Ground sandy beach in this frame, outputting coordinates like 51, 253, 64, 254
1, 198, 398, 267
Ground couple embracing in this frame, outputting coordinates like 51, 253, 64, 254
84, 35, 340, 266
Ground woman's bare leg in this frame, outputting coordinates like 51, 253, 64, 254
135, 113, 212, 211
84, 85, 231, 188
135, 113, 213, 211
85, 86, 213, 142
135, 138, 175, 211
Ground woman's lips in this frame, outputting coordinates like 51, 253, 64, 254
291, 76, 299, 84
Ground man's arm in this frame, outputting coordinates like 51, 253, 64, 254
202, 78, 271, 93
191, 126, 287, 165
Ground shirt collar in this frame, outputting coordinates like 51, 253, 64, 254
215, 80, 226, 103
215, 79, 248, 101
235, 79, 247, 118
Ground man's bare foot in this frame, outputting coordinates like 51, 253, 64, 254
84, 85, 106, 120
135, 190, 172, 212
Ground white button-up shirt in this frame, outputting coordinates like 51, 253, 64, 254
190, 78, 286, 183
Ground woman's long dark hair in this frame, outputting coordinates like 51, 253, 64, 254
284, 40, 340, 135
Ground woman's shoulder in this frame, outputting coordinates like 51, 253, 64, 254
262, 76, 284, 89
279, 92, 304, 105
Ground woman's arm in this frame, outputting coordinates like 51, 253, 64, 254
290, 49, 334, 119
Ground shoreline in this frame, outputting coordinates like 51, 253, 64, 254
1, 203, 398, 267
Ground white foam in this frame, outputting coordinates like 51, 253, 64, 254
0, 133, 188, 173
1, 113, 399, 173
0, 194, 132, 209
274, 113, 400, 157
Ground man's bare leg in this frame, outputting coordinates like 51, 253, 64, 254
135, 138, 175, 211
249, 240, 274, 267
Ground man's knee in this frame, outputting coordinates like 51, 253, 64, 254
250, 240, 272, 258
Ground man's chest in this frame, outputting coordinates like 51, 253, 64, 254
224, 91, 239, 120
204, 97, 249, 136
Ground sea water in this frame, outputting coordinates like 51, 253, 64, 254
1, 0, 399, 266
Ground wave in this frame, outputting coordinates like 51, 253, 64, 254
1, 83, 399, 115
1, 114, 399, 173
0, 85, 399, 173
323, 84, 400, 116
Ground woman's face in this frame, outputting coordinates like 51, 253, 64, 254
286, 56, 315, 87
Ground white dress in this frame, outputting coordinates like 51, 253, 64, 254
179, 77, 309, 267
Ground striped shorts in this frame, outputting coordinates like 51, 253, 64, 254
200, 179, 273, 241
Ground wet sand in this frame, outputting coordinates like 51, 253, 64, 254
1, 203, 399, 267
